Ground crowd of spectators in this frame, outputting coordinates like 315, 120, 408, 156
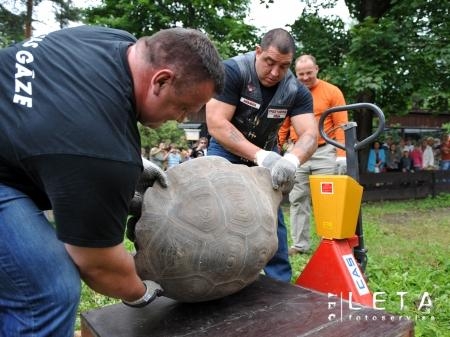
142, 137, 209, 170
142, 133, 450, 174
367, 134, 450, 173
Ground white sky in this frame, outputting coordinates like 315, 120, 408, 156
246, 0, 350, 32
245, 0, 306, 31
30, 0, 350, 36
32, 0, 91, 35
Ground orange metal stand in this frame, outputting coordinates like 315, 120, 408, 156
296, 237, 373, 307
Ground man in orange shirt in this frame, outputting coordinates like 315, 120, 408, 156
278, 54, 348, 255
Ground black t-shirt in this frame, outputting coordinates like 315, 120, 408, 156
216, 59, 312, 118
208, 57, 313, 163
0, 26, 142, 247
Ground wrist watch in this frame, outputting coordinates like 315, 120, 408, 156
122, 281, 161, 308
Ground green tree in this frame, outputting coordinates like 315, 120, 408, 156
0, 3, 25, 46
0, 0, 81, 46
290, 12, 350, 80
346, 0, 448, 131
51, 0, 83, 30
293, 0, 449, 115
82, 0, 261, 144
139, 121, 186, 150
82, 0, 259, 58
290, 0, 449, 171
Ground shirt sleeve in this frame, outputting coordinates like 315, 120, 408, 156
290, 84, 314, 117
25, 155, 141, 247
213, 60, 242, 106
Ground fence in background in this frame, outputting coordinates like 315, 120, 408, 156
360, 170, 450, 201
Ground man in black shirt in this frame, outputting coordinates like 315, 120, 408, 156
0, 25, 224, 336
206, 29, 317, 282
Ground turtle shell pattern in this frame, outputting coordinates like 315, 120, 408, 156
134, 156, 282, 302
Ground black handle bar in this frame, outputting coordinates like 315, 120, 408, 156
318, 103, 385, 152
316, 102, 385, 272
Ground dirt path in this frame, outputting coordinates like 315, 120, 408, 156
365, 207, 450, 247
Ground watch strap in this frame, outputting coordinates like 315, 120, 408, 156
123, 281, 162, 308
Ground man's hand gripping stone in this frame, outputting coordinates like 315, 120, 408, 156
126, 158, 169, 242
255, 149, 299, 194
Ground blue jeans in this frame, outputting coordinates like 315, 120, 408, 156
263, 208, 292, 282
208, 139, 292, 282
0, 184, 81, 337
440, 160, 450, 171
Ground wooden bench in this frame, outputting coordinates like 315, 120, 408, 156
81, 275, 414, 337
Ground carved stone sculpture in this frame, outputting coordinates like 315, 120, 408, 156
134, 156, 282, 302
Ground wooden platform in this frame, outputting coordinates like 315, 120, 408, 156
81, 275, 414, 337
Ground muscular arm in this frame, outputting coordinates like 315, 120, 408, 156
277, 117, 291, 148
206, 98, 261, 161
290, 113, 318, 164
35, 156, 146, 302
65, 243, 145, 302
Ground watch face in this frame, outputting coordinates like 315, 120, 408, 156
123, 287, 157, 308
143, 292, 155, 302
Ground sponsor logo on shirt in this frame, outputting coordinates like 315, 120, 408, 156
12, 35, 46, 108
240, 97, 260, 109
267, 108, 287, 118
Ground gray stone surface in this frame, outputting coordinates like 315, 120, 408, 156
134, 156, 282, 302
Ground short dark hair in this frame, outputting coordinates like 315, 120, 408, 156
138, 28, 224, 94
260, 28, 295, 55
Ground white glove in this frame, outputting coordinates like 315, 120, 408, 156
271, 153, 299, 193
255, 149, 282, 170
335, 156, 347, 175
256, 150, 299, 192
122, 280, 164, 308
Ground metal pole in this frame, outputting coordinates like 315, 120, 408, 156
319, 103, 385, 273
342, 122, 367, 272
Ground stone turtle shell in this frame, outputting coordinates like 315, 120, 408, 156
134, 156, 282, 302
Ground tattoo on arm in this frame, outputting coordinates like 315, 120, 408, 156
295, 132, 317, 164
228, 126, 246, 144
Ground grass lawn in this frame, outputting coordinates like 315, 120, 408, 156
77, 194, 450, 337
286, 193, 450, 337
